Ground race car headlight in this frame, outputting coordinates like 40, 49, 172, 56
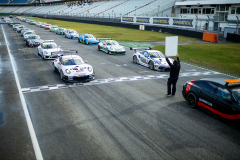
65, 69, 71, 74
88, 67, 92, 72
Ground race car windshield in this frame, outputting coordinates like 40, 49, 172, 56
107, 41, 118, 45
63, 59, 83, 65
69, 31, 75, 33
232, 89, 240, 102
149, 52, 164, 58
43, 44, 57, 49
85, 35, 94, 38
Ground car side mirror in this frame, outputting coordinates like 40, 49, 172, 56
223, 97, 232, 103
85, 60, 87, 63
58, 62, 61, 65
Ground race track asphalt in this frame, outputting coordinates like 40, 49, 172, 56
0, 18, 240, 160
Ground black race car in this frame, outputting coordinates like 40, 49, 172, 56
182, 78, 240, 127
26, 35, 42, 47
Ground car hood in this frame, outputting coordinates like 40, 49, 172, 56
152, 58, 173, 64
86, 38, 97, 41
107, 45, 124, 50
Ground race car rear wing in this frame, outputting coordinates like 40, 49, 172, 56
130, 47, 152, 53
51, 50, 78, 57
97, 38, 112, 42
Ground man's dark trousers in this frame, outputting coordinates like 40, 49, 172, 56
167, 77, 178, 95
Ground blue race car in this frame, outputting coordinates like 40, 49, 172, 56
78, 33, 99, 45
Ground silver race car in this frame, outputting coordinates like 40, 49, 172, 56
131, 47, 174, 71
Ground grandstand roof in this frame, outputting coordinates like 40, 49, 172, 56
175, 0, 240, 6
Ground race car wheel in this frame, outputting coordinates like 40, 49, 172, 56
187, 92, 198, 108
149, 61, 154, 70
98, 45, 100, 51
133, 56, 138, 64
84, 40, 87, 45
78, 39, 80, 43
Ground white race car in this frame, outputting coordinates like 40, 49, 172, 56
131, 47, 174, 71
98, 40, 126, 54
53, 53, 95, 82
37, 40, 63, 59
23, 30, 35, 41
65, 30, 78, 39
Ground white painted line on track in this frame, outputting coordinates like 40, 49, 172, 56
2, 25, 43, 160
22, 71, 222, 94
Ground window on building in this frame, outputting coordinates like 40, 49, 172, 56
191, 8, 198, 14
203, 8, 214, 14
220, 5, 225, 11
231, 7, 236, 14
237, 7, 240, 14
180, 8, 188, 14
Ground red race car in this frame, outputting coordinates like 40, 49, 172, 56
44, 24, 52, 30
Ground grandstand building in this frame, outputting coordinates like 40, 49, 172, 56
0, 0, 239, 34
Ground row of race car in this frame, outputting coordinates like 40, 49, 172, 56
5, 16, 240, 128
10, 17, 95, 83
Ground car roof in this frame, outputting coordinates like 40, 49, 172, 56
199, 78, 230, 85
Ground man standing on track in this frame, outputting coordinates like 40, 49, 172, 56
165, 53, 180, 96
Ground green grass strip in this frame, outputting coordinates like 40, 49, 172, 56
32, 17, 200, 42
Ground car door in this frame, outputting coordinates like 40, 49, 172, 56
197, 81, 218, 110
102, 41, 106, 50
141, 51, 149, 64
214, 84, 239, 119
56, 57, 62, 72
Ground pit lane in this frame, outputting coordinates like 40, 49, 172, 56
1, 18, 240, 160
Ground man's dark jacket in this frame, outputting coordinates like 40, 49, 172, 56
166, 57, 180, 79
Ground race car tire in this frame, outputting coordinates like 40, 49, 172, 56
78, 39, 80, 43
149, 61, 154, 70
133, 56, 138, 64
186, 92, 198, 108
98, 45, 100, 51
84, 40, 87, 45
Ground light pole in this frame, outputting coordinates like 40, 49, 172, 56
135, 6, 137, 15
112, 10, 114, 18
